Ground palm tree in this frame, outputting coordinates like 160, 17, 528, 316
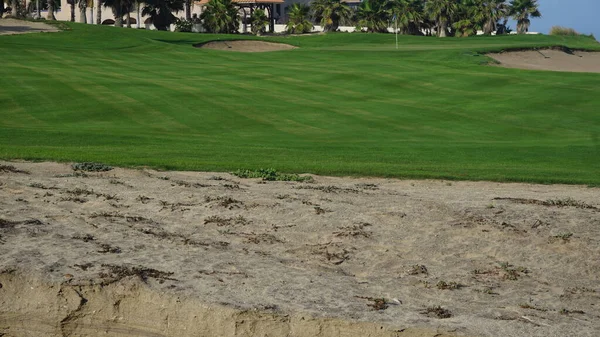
124, 0, 135, 27
424, 0, 458, 37
69, 0, 75, 21
96, 0, 102, 24
46, 0, 57, 19
143, 0, 183, 30
10, 0, 17, 16
286, 3, 313, 34
103, 0, 125, 26
469, 0, 508, 35
451, 0, 475, 36
452, 18, 475, 36
184, 0, 191, 20
200, 0, 239, 33
509, 0, 540, 34
356, 0, 389, 33
78, 0, 90, 23
250, 8, 268, 35
311, 0, 352, 33
388, 0, 423, 35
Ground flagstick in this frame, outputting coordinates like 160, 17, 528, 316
395, 17, 398, 49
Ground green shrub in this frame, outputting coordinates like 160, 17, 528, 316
232, 168, 311, 182
174, 18, 193, 32
72, 162, 113, 172
550, 26, 580, 36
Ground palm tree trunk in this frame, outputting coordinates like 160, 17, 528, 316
89, 6, 93, 24
11, 0, 17, 16
126, 11, 131, 28
96, 0, 102, 24
115, 9, 123, 27
483, 19, 494, 35
71, 0, 75, 21
47, 0, 56, 19
136, 3, 140, 28
79, 5, 87, 23
438, 19, 447, 37
185, 0, 191, 20
517, 20, 524, 34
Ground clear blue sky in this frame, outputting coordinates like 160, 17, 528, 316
524, 0, 599, 39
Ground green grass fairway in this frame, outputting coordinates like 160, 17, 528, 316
1, 23, 599, 184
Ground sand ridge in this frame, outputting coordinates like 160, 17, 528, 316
196, 40, 297, 52
1, 161, 599, 336
488, 48, 600, 73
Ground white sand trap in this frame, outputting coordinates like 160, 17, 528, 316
0, 18, 59, 35
197, 40, 296, 52
488, 49, 600, 73
1, 161, 599, 336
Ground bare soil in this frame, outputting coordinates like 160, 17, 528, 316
488, 49, 600, 73
197, 40, 296, 52
1, 161, 599, 337
0, 18, 59, 35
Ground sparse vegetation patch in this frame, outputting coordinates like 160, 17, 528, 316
232, 168, 311, 182
72, 162, 113, 172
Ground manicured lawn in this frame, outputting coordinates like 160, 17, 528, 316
1, 23, 599, 184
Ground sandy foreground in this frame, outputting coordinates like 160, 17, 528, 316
488, 49, 600, 73
0, 161, 599, 337
0, 18, 59, 35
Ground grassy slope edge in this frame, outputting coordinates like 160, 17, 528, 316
0, 22, 599, 184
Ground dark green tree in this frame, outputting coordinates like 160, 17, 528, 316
142, 0, 184, 30
286, 3, 313, 34
356, 0, 389, 33
200, 0, 239, 33
311, 0, 352, 32
509, 0, 541, 34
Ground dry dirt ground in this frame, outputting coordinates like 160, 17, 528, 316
488, 49, 600, 73
197, 40, 297, 52
0, 18, 59, 35
1, 161, 599, 337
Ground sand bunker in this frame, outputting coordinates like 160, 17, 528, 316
197, 40, 296, 52
1, 161, 599, 337
0, 18, 59, 35
488, 49, 600, 73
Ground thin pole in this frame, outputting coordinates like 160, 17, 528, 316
395, 17, 398, 49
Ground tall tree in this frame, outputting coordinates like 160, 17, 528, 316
509, 0, 540, 34
425, 0, 458, 37
143, 0, 184, 30
311, 0, 352, 32
10, 0, 17, 16
46, 0, 57, 19
199, 0, 239, 33
424, 0, 458, 37
104, 0, 124, 26
388, 0, 423, 35
70, 0, 75, 21
124, 0, 134, 27
356, 0, 389, 33
250, 8, 268, 35
470, 0, 508, 35
78, 0, 88, 23
103, 0, 134, 27
96, 0, 102, 24
184, 0, 191, 20
286, 3, 313, 34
